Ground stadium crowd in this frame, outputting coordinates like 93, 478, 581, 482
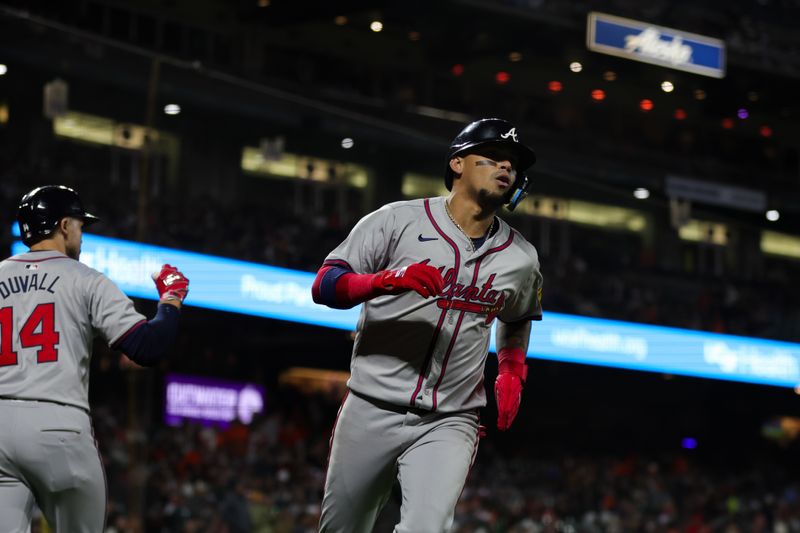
77, 380, 800, 533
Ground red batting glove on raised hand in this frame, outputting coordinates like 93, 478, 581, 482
152, 264, 190, 304
495, 348, 528, 431
372, 263, 444, 298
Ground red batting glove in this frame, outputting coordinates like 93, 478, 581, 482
372, 263, 444, 298
495, 348, 528, 431
152, 264, 190, 304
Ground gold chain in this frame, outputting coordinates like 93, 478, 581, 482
444, 199, 495, 251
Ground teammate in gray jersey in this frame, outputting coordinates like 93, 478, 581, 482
0, 185, 190, 533
312, 118, 544, 532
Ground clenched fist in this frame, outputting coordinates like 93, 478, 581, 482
152, 264, 190, 305
372, 263, 444, 298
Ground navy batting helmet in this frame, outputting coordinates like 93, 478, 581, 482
445, 118, 537, 211
16, 185, 99, 246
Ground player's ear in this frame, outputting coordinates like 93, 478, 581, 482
57, 217, 70, 236
449, 157, 463, 175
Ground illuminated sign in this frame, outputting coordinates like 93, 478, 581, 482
12, 234, 359, 330
527, 313, 800, 388
587, 12, 725, 78
164, 373, 265, 427
11, 234, 800, 388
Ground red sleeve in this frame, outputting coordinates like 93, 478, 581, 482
497, 347, 529, 382
312, 265, 383, 309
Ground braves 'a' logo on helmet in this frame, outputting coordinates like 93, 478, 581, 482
499, 128, 518, 142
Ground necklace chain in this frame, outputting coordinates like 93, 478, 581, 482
444, 200, 495, 251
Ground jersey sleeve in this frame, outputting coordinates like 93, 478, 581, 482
499, 248, 544, 323
323, 205, 396, 274
87, 273, 147, 346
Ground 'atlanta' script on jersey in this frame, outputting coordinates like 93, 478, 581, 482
421, 259, 506, 324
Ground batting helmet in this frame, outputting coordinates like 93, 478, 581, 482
444, 118, 537, 211
16, 185, 99, 246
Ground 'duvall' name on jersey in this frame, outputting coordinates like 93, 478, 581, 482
0, 273, 61, 299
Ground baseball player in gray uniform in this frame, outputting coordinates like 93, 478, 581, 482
0, 185, 189, 532
311, 118, 543, 532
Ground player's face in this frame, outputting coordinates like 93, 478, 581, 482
457, 146, 519, 207
63, 217, 84, 260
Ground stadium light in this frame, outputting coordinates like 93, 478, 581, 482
370, 21, 383, 32
163, 104, 181, 115
766, 210, 780, 222
495, 71, 510, 85
633, 188, 650, 199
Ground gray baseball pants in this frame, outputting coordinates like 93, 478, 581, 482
319, 391, 480, 533
0, 399, 106, 533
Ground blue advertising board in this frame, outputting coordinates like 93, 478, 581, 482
587, 12, 725, 78
11, 233, 800, 388
13, 234, 358, 330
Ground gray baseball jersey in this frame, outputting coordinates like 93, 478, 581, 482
0, 250, 146, 412
323, 196, 543, 412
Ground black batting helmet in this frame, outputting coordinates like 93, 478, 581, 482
445, 118, 537, 211
16, 185, 99, 246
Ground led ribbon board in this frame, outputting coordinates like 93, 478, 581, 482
13, 234, 357, 330
11, 234, 800, 388
164, 373, 265, 427
587, 12, 726, 78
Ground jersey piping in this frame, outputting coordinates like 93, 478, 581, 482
430, 232, 515, 410
409, 199, 461, 407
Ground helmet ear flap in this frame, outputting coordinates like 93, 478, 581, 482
506, 174, 530, 212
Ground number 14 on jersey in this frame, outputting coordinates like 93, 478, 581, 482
0, 304, 60, 366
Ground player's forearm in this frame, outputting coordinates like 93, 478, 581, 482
113, 303, 181, 366
312, 265, 383, 309
495, 319, 531, 380
496, 319, 532, 353
313, 262, 444, 309
494, 319, 532, 431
